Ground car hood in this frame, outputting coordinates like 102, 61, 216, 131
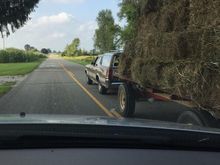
0, 114, 219, 133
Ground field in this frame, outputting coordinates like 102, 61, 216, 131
63, 56, 97, 66
0, 82, 16, 96
0, 48, 46, 63
0, 60, 43, 76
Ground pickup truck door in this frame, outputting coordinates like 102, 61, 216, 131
91, 57, 102, 81
87, 57, 98, 80
96, 57, 105, 83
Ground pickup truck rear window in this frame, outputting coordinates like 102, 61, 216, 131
102, 55, 112, 67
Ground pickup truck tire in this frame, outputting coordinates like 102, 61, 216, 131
98, 83, 107, 94
118, 84, 135, 117
177, 111, 206, 126
87, 77, 93, 85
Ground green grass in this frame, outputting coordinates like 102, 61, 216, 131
0, 82, 16, 96
63, 56, 97, 66
0, 60, 44, 76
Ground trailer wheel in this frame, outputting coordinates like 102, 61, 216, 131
118, 84, 135, 117
177, 111, 205, 126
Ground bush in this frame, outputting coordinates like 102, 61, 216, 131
0, 48, 46, 63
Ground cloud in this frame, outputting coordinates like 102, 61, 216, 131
50, 32, 66, 38
76, 21, 97, 49
2, 12, 97, 51
78, 21, 97, 32
33, 12, 73, 27
4, 12, 75, 50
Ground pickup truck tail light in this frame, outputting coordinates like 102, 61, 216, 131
106, 68, 113, 79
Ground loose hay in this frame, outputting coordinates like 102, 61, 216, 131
119, 0, 220, 111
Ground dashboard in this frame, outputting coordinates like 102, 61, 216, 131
0, 148, 220, 165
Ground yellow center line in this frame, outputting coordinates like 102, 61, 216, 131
111, 109, 123, 119
60, 63, 120, 118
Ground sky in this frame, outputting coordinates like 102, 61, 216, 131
0, 0, 122, 51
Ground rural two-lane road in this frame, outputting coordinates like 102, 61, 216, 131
0, 56, 190, 122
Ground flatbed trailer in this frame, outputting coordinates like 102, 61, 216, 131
116, 74, 220, 128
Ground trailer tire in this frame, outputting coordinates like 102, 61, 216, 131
118, 84, 135, 117
177, 111, 206, 126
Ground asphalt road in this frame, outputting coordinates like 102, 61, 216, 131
0, 57, 191, 122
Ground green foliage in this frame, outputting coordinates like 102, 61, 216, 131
0, 48, 46, 63
118, 0, 141, 42
64, 56, 97, 66
40, 48, 51, 54
0, 0, 40, 36
63, 38, 81, 56
24, 44, 31, 51
0, 61, 43, 76
24, 44, 38, 52
0, 82, 16, 96
94, 9, 120, 52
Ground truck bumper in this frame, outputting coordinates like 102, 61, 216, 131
104, 79, 122, 89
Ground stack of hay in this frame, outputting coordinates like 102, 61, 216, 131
119, 0, 220, 110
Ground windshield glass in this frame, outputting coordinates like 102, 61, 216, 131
0, 0, 219, 134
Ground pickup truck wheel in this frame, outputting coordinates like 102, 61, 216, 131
177, 111, 205, 126
118, 84, 135, 117
87, 77, 93, 85
98, 83, 107, 94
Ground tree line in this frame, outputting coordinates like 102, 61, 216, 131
24, 44, 62, 54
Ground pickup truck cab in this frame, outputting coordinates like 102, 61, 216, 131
85, 51, 122, 94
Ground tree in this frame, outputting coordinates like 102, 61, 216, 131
41, 48, 49, 54
63, 38, 81, 56
94, 9, 119, 53
24, 44, 31, 51
118, 0, 140, 42
24, 44, 38, 52
47, 48, 52, 54
0, 0, 40, 37
30, 46, 38, 52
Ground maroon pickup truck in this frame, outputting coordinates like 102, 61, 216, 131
85, 51, 122, 94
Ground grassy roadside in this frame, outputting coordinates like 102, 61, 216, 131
0, 59, 44, 76
63, 56, 96, 66
0, 82, 16, 96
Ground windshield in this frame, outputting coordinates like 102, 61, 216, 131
0, 0, 219, 136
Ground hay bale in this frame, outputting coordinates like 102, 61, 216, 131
188, 0, 220, 30
120, 28, 219, 64
138, 0, 190, 33
120, 0, 220, 111
128, 59, 220, 109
